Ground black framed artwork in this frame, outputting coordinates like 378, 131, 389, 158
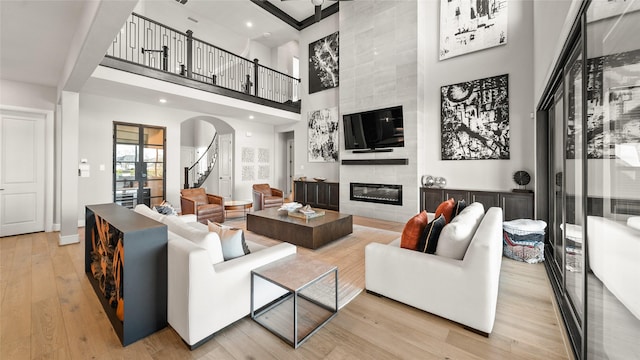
308, 31, 339, 94
441, 74, 510, 160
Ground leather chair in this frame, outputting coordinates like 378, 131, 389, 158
180, 188, 225, 224
252, 184, 284, 211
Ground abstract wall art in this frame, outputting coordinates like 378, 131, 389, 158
308, 107, 339, 162
309, 31, 339, 94
439, 0, 508, 60
441, 74, 510, 160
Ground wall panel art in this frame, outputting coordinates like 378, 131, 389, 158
308, 107, 339, 162
309, 31, 339, 94
441, 74, 510, 160
439, 0, 508, 60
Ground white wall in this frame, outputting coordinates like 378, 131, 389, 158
220, 117, 277, 202
78, 93, 276, 219
0, 80, 56, 110
277, 13, 340, 186
421, 0, 536, 193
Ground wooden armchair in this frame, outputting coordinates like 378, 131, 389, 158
252, 184, 284, 211
180, 188, 225, 224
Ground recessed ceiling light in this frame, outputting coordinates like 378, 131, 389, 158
246, 22, 253, 28
249, 115, 255, 119
159, 98, 167, 103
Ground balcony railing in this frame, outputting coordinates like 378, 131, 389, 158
106, 13, 301, 109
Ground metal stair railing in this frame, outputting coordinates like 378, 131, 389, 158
106, 12, 301, 105
184, 134, 218, 189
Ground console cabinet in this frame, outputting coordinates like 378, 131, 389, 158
85, 203, 168, 346
294, 180, 339, 211
420, 187, 534, 221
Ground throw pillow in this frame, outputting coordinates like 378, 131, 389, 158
417, 214, 446, 254
453, 199, 467, 218
163, 216, 224, 264
153, 201, 177, 215
434, 198, 456, 224
400, 211, 429, 250
208, 221, 251, 260
133, 204, 165, 223
435, 202, 485, 260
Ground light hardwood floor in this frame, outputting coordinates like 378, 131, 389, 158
0, 215, 573, 359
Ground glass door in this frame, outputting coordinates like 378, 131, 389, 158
564, 39, 585, 327
113, 123, 166, 209
585, 2, 640, 359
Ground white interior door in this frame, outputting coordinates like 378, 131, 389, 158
218, 133, 233, 200
0, 109, 45, 236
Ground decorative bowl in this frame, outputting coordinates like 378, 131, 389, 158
313, 177, 327, 182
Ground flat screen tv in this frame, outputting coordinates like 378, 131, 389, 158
343, 105, 404, 151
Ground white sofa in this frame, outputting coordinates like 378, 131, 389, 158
134, 205, 297, 348
365, 207, 504, 335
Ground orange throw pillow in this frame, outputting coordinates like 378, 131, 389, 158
400, 211, 429, 250
435, 198, 456, 223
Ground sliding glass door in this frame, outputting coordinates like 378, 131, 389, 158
113, 123, 166, 209
539, 1, 640, 358
585, 2, 640, 359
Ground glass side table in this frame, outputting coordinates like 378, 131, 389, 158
250, 254, 338, 348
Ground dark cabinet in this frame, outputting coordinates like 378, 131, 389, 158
470, 191, 500, 209
294, 180, 339, 211
501, 192, 535, 221
421, 188, 444, 212
420, 187, 534, 220
85, 203, 168, 346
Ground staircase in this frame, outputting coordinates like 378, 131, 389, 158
184, 134, 218, 189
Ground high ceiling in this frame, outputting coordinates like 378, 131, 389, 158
0, 0, 330, 89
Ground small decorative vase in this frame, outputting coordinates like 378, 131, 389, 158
421, 175, 435, 188
435, 177, 446, 188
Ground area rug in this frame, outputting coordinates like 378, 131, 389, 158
238, 222, 401, 310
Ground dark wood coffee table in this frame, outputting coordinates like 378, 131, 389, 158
246, 208, 353, 249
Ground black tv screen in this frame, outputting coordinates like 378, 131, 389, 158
343, 106, 404, 150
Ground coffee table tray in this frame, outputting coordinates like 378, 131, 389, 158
287, 209, 325, 220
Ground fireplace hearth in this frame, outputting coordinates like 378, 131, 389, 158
350, 183, 402, 206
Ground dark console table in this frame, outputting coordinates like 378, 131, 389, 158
85, 203, 168, 346
420, 187, 534, 221
294, 180, 339, 211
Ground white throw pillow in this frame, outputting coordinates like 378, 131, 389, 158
163, 216, 224, 264
207, 221, 250, 260
133, 204, 165, 223
436, 202, 485, 260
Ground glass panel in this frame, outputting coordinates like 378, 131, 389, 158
115, 162, 136, 182
586, 2, 640, 358
146, 179, 164, 198
146, 163, 163, 180
114, 123, 166, 208
116, 124, 139, 144
144, 145, 164, 162
564, 42, 584, 321
144, 127, 164, 145
552, 88, 565, 275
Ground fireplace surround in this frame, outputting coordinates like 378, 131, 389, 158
350, 183, 403, 206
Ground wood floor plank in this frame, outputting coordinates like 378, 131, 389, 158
30, 296, 67, 359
